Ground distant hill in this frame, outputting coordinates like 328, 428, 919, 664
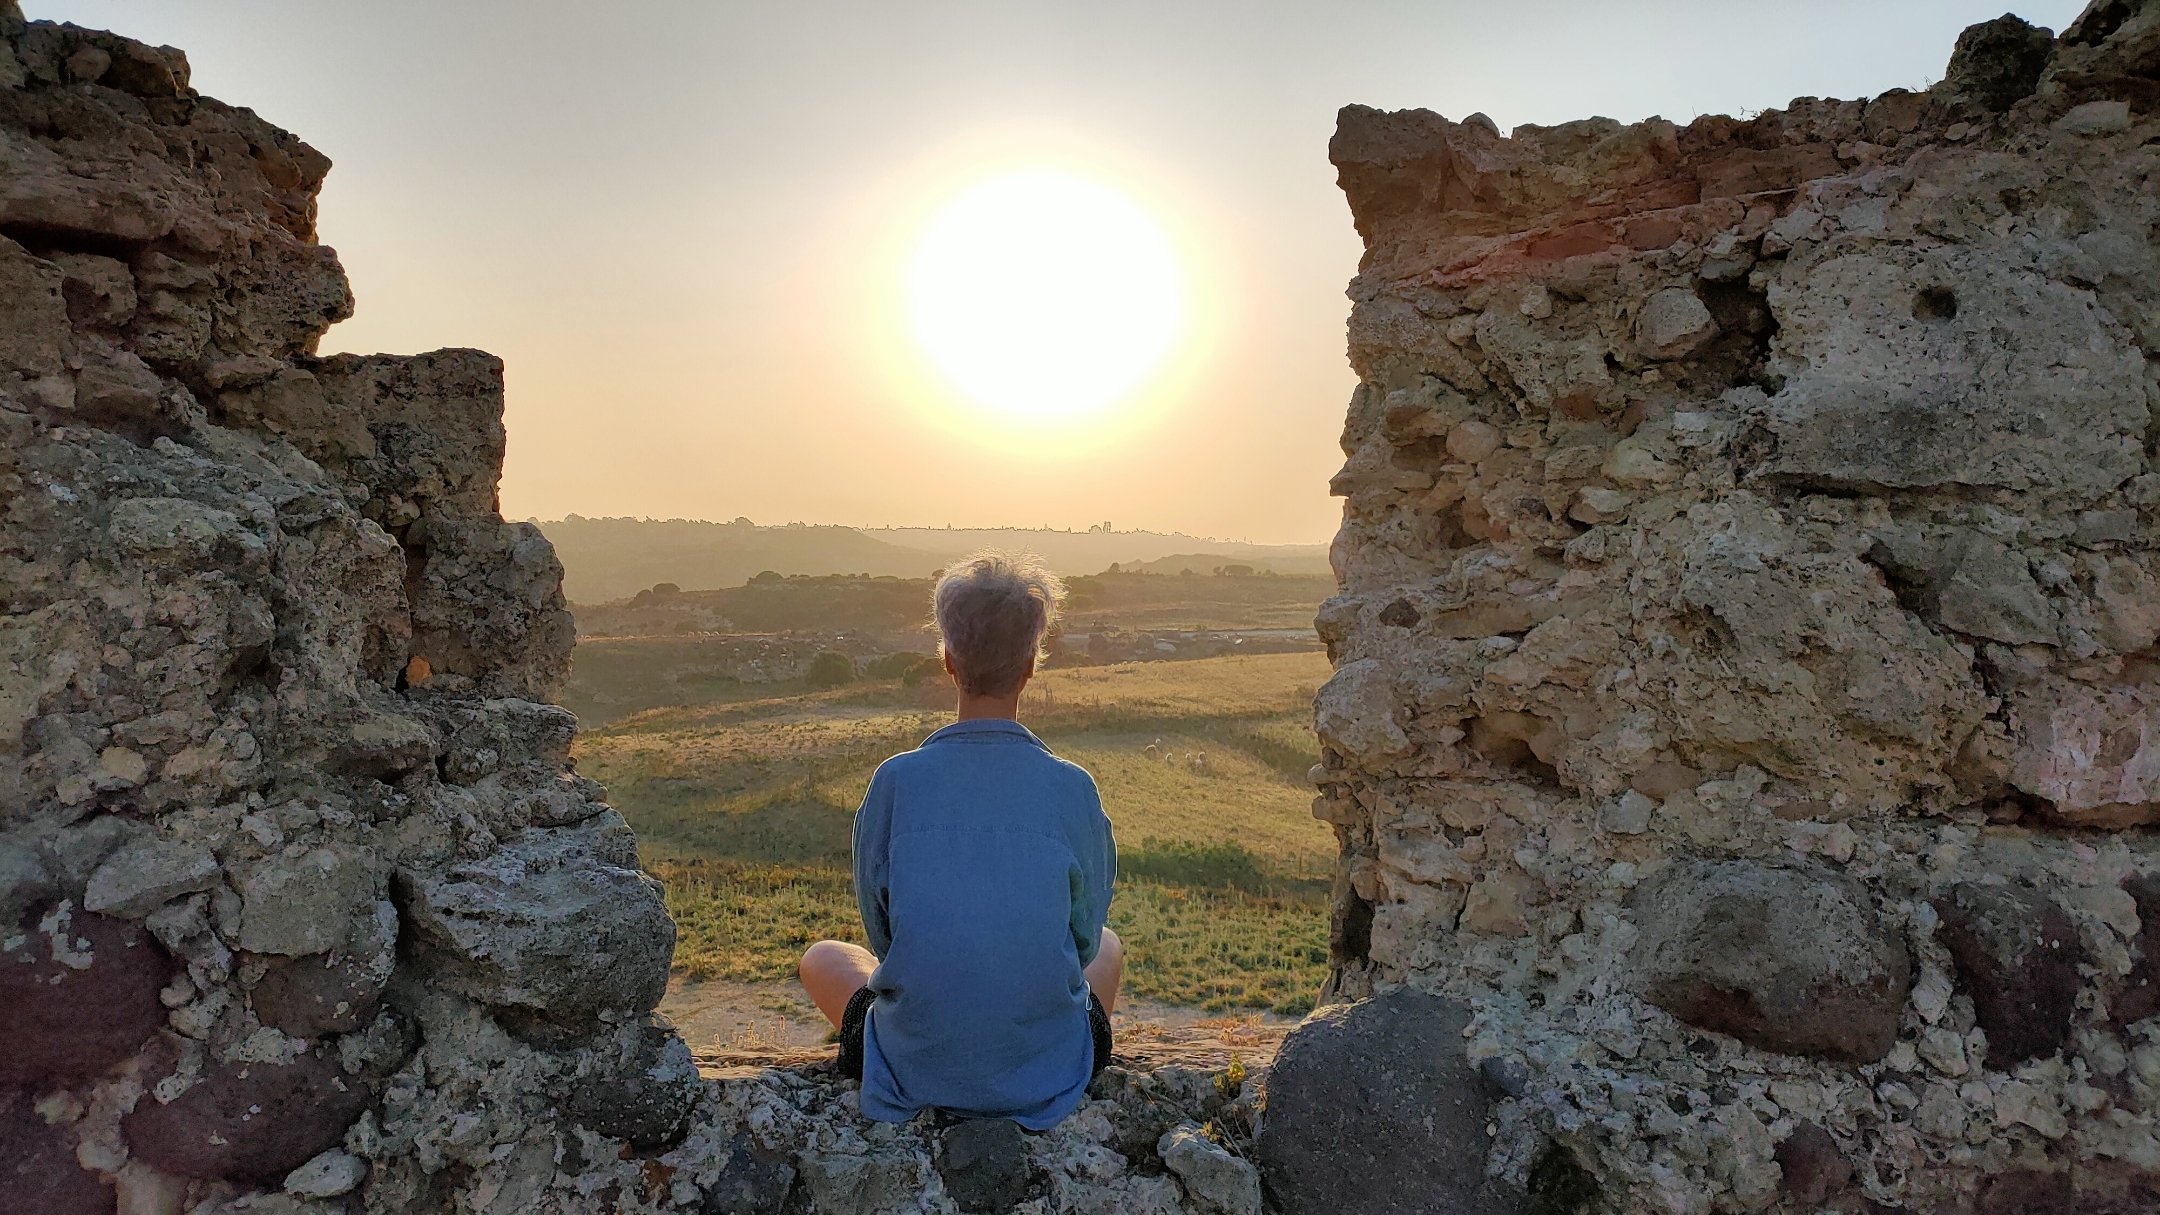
1113, 552, 1333, 577
865, 528, 1331, 575
538, 516, 1330, 603
539, 518, 939, 603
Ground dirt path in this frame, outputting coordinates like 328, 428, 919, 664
664, 977, 1298, 1079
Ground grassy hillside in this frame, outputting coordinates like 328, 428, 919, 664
575, 652, 1337, 1012
1063, 571, 1335, 632
574, 574, 936, 640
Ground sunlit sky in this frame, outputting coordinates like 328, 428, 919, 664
34, 1, 2085, 542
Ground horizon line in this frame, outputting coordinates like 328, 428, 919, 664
530, 515, 1333, 547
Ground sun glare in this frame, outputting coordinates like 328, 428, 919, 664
906, 171, 1185, 422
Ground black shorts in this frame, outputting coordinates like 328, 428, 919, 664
837, 986, 1113, 1083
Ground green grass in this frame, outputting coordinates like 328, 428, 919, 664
580, 652, 1336, 1014
655, 858, 1329, 1014
657, 859, 865, 980
1112, 880, 1329, 1012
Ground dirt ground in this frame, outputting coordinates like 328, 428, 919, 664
662, 976, 1298, 1078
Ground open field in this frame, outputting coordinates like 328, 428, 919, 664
561, 569, 1332, 728
575, 651, 1337, 1013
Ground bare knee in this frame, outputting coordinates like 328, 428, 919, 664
1098, 927, 1124, 967
1086, 927, 1125, 1014
799, 939, 844, 976
799, 939, 875, 1027
801, 939, 866, 978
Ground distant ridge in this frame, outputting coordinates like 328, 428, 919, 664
539, 517, 1330, 603
1113, 551, 1332, 577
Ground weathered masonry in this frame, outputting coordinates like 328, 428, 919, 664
1293, 5, 2160, 1213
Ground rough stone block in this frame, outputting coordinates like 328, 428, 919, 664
2112, 874, 2160, 1026
705, 1133, 796, 1215
397, 813, 674, 1032
124, 1050, 374, 1182
0, 839, 55, 926
232, 845, 379, 956
567, 1014, 700, 1150
1940, 14, 2053, 110
1314, 659, 1411, 765
795, 1151, 920, 1215
0, 236, 70, 377
81, 838, 220, 917
1774, 1122, 1851, 1206
1627, 860, 1910, 1063
0, 1088, 114, 1215
1, 900, 174, 1085
1636, 288, 1718, 360
937, 1118, 1034, 1214
1254, 987, 1514, 1215
281, 1149, 366, 1198
2004, 676, 2160, 827
1935, 882, 2084, 1067
1159, 1123, 1261, 1215
247, 903, 394, 1038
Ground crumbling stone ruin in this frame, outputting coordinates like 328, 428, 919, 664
0, 9, 1264, 1215
23, 0, 2160, 1212
1304, 3, 2160, 1212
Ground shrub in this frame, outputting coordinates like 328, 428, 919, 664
806, 651, 856, 689
866, 652, 939, 682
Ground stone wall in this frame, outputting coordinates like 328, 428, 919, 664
1294, 4, 2160, 1212
0, 8, 699, 1213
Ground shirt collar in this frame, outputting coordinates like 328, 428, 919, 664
923, 719, 1049, 749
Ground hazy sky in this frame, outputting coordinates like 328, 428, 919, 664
33, 2, 2086, 543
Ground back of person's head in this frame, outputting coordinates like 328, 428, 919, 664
932, 551, 1063, 697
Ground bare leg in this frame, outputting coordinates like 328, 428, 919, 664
1085, 927, 1124, 1015
799, 940, 877, 1029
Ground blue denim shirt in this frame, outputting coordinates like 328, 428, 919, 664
853, 719, 1117, 1128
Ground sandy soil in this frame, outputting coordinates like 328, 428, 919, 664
663, 976, 1298, 1078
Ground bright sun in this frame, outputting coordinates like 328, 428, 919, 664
907, 171, 1185, 422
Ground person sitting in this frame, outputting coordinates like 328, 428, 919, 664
798, 550, 1121, 1128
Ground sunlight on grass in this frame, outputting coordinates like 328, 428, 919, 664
1113, 880, 1327, 1014
588, 651, 1337, 1012
659, 860, 865, 981
656, 858, 1327, 1014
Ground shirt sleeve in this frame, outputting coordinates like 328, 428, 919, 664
1068, 776, 1117, 967
854, 765, 894, 959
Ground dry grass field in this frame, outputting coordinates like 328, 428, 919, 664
575, 651, 1337, 1012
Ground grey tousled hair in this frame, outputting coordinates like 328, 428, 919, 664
932, 551, 1063, 697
